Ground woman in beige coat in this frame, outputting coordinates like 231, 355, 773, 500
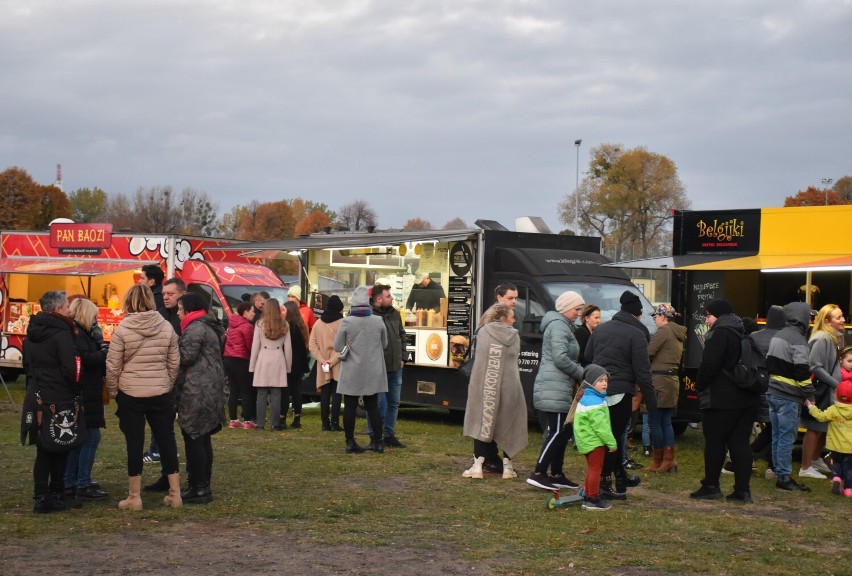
249, 298, 292, 430
308, 295, 344, 431
105, 284, 181, 510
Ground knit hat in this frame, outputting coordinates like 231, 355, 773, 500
288, 285, 302, 301
837, 381, 852, 404
350, 285, 371, 307
555, 290, 584, 314
651, 303, 676, 318
620, 291, 643, 316
704, 298, 733, 317
582, 363, 609, 389
326, 295, 344, 313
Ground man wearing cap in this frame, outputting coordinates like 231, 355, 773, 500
526, 290, 586, 491
584, 290, 657, 501
405, 272, 446, 312
690, 298, 763, 502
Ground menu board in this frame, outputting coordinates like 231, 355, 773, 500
686, 271, 725, 368
447, 276, 472, 336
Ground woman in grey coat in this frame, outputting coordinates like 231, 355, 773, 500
176, 293, 228, 504
526, 291, 586, 491
335, 285, 388, 454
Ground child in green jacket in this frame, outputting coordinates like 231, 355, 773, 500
573, 364, 618, 511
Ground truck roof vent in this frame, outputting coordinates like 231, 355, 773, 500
514, 216, 552, 234
474, 219, 509, 231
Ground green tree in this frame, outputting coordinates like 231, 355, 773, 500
0, 167, 39, 229
69, 187, 108, 222
26, 184, 72, 230
559, 144, 690, 262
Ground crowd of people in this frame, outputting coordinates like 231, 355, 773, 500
19, 273, 852, 514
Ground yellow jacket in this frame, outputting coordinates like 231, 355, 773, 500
807, 402, 852, 454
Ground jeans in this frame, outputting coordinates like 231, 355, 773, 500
369, 367, 402, 437
768, 395, 801, 478
648, 408, 674, 448
642, 413, 651, 447
256, 387, 282, 429
64, 427, 102, 488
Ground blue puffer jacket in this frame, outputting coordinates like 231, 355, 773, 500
533, 311, 584, 413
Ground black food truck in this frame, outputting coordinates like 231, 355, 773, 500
225, 219, 655, 420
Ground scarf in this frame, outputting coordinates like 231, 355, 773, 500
349, 305, 372, 317
180, 310, 206, 334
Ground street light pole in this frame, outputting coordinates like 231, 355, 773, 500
821, 178, 833, 206
574, 139, 582, 226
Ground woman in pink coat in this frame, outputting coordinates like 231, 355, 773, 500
249, 298, 291, 430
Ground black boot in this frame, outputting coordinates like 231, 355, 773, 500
51, 492, 70, 512
615, 470, 640, 492
33, 495, 53, 514
63, 487, 83, 509
185, 479, 213, 505
690, 482, 723, 499
322, 420, 332, 431
291, 414, 301, 429
144, 474, 170, 492
180, 474, 196, 500
346, 439, 366, 454
599, 475, 626, 501
367, 437, 384, 453
331, 421, 342, 432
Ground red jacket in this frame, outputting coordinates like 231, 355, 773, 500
299, 302, 317, 334
224, 313, 254, 359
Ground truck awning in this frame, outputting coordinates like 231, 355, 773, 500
215, 230, 477, 257
0, 257, 156, 276
608, 253, 852, 272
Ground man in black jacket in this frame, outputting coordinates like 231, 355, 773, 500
371, 284, 406, 448
139, 264, 166, 312
22, 290, 80, 513
585, 291, 657, 500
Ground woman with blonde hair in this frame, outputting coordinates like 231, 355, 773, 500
802, 303, 846, 478
106, 284, 181, 510
250, 298, 291, 430
63, 298, 108, 502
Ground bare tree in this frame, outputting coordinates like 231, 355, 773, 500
338, 200, 377, 231
179, 188, 219, 236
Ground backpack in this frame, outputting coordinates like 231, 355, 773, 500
722, 329, 769, 393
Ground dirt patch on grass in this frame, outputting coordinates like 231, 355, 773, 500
1, 520, 497, 576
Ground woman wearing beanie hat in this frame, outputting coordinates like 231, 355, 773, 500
335, 286, 388, 453
526, 291, 586, 491
309, 296, 345, 431
690, 298, 762, 503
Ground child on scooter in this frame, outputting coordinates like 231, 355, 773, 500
573, 364, 618, 511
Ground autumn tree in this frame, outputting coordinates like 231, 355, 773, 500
0, 167, 39, 229
442, 217, 468, 230
834, 176, 852, 202
105, 192, 138, 231
69, 187, 108, 222
403, 218, 432, 231
338, 200, 377, 231
558, 144, 690, 262
294, 209, 332, 237
26, 184, 73, 230
290, 198, 336, 227
783, 186, 842, 207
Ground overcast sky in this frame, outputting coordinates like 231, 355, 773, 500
1, 1, 850, 233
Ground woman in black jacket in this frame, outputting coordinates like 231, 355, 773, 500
64, 297, 108, 501
690, 299, 761, 503
21, 291, 81, 513
283, 301, 309, 429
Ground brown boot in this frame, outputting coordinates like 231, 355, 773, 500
118, 476, 143, 511
658, 446, 678, 473
647, 448, 664, 472
162, 473, 182, 508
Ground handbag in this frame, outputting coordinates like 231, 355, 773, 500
36, 393, 87, 453
456, 327, 481, 382
338, 322, 367, 362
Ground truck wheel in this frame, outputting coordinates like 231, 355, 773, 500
672, 421, 689, 436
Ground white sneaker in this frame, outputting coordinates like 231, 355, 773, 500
764, 468, 776, 480
811, 458, 832, 475
502, 457, 517, 479
798, 466, 827, 479
462, 456, 485, 479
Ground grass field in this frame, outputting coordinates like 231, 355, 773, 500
0, 375, 847, 575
